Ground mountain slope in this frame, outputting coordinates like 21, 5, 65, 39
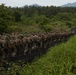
62, 2, 76, 7
30, 3, 40, 7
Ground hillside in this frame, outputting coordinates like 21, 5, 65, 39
1, 35, 76, 75
1, 4, 76, 34
62, 2, 76, 7
30, 3, 40, 7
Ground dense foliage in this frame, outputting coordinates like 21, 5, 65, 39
0, 4, 76, 33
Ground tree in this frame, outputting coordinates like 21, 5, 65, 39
13, 10, 21, 22
0, 4, 14, 33
0, 18, 7, 34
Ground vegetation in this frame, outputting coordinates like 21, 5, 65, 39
0, 4, 76, 75
1, 35, 76, 75
0, 4, 76, 34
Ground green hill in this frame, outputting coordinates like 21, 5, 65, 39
1, 4, 76, 34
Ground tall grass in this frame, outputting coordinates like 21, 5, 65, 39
1, 36, 76, 75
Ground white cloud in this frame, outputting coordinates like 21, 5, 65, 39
0, 0, 76, 7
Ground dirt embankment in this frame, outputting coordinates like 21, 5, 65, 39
0, 32, 75, 63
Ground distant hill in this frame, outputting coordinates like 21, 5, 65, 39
30, 4, 40, 7
62, 2, 76, 7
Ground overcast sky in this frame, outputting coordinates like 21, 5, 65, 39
0, 0, 76, 7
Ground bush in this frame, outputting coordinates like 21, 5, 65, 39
51, 13, 73, 21
0, 18, 8, 34
8, 26, 22, 33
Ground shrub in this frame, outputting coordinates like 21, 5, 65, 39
0, 18, 8, 34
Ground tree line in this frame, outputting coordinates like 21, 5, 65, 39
0, 4, 76, 34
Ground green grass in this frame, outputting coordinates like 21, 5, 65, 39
1, 36, 76, 75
